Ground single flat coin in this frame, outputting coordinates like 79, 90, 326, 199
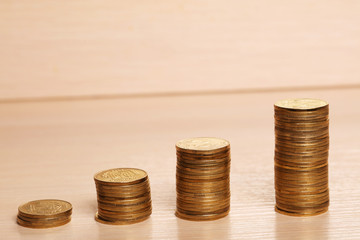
275, 98, 328, 110
176, 137, 230, 153
275, 206, 328, 217
175, 208, 229, 221
94, 168, 147, 184
17, 217, 71, 229
18, 199, 72, 218
95, 212, 150, 225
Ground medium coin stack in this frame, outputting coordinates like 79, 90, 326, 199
94, 168, 152, 225
274, 98, 329, 216
175, 137, 231, 221
17, 199, 72, 228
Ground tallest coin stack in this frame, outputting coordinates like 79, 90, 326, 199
274, 98, 330, 216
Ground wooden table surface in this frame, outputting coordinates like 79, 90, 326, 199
1, 87, 360, 239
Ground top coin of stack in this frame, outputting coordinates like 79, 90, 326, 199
17, 199, 72, 228
176, 137, 231, 221
94, 168, 152, 225
274, 98, 329, 216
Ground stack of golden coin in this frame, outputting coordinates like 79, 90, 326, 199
94, 168, 152, 225
17, 199, 72, 228
274, 98, 329, 216
175, 137, 231, 221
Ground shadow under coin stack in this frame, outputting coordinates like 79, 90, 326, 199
175, 137, 231, 221
94, 168, 152, 225
17, 199, 72, 228
274, 98, 329, 216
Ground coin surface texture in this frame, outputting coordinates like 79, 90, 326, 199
94, 168, 147, 183
18, 199, 72, 216
275, 98, 328, 110
176, 137, 230, 151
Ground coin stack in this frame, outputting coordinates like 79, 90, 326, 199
94, 168, 152, 225
17, 199, 72, 228
175, 137, 231, 221
274, 98, 329, 216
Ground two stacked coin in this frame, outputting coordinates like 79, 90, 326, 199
94, 168, 152, 225
17, 199, 72, 228
176, 137, 231, 221
274, 98, 329, 216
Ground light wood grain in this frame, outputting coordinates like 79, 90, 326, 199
0, 88, 360, 239
1, 0, 360, 100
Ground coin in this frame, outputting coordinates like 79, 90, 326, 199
275, 98, 328, 110
94, 168, 147, 185
274, 98, 329, 216
176, 137, 230, 154
17, 217, 71, 228
95, 212, 150, 225
17, 199, 72, 228
175, 208, 230, 221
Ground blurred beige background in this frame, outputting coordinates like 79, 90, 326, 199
1, 0, 360, 100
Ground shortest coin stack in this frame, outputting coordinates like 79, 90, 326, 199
17, 199, 72, 228
94, 168, 152, 225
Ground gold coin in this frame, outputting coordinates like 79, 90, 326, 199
97, 200, 152, 212
97, 194, 150, 204
97, 206, 152, 219
274, 98, 328, 110
95, 180, 149, 189
95, 187, 150, 197
176, 150, 230, 159
98, 204, 152, 215
175, 208, 229, 221
94, 168, 147, 185
17, 217, 71, 229
18, 199, 72, 218
17, 213, 70, 222
275, 206, 328, 217
176, 137, 230, 154
95, 212, 150, 225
